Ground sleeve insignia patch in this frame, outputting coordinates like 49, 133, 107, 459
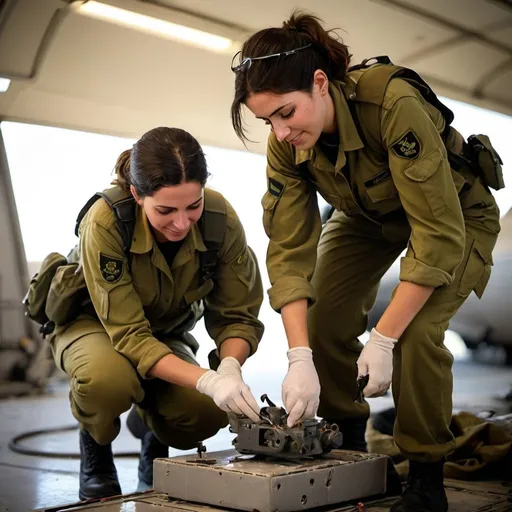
390, 130, 421, 160
268, 177, 284, 198
100, 253, 124, 283
237, 252, 248, 265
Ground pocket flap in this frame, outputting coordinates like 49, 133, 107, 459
473, 239, 493, 266
262, 191, 279, 211
404, 149, 443, 182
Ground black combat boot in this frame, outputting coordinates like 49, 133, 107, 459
127, 405, 168, 487
390, 459, 448, 512
333, 418, 402, 497
79, 429, 121, 501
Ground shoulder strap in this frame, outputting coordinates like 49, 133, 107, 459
199, 189, 227, 284
75, 186, 136, 259
346, 56, 454, 154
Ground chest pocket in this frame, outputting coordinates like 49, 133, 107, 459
183, 278, 214, 306
364, 169, 398, 203
262, 192, 279, 237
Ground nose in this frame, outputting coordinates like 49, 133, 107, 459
273, 122, 291, 143
174, 210, 191, 231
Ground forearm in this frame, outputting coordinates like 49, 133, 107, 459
219, 337, 251, 365
148, 353, 207, 388
281, 299, 310, 348
376, 281, 435, 339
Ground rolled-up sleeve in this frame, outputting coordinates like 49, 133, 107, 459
203, 201, 264, 355
265, 133, 322, 311
381, 95, 465, 288
79, 219, 172, 378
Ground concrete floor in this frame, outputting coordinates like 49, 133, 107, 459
0, 349, 511, 512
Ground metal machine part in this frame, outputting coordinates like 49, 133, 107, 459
185, 441, 216, 465
230, 395, 343, 459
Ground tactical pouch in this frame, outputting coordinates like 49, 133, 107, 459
45, 262, 87, 325
23, 252, 67, 325
467, 134, 505, 191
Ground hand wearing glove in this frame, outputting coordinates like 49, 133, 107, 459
217, 356, 243, 378
196, 364, 260, 423
356, 328, 397, 398
282, 347, 320, 428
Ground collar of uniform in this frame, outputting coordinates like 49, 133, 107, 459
330, 80, 364, 152
294, 147, 313, 165
130, 205, 153, 254
294, 80, 363, 166
129, 205, 207, 258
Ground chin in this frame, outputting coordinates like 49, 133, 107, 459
158, 227, 187, 242
298, 134, 317, 150
166, 232, 187, 242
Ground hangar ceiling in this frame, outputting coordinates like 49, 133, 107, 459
0, 0, 510, 153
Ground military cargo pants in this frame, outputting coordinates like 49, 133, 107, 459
58, 319, 228, 447
308, 186, 499, 462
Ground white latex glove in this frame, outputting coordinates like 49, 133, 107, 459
217, 356, 243, 378
196, 367, 261, 423
282, 347, 320, 428
356, 328, 397, 398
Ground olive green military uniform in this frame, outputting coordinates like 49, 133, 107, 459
263, 72, 500, 462
49, 187, 264, 448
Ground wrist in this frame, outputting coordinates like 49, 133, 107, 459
195, 369, 218, 393
287, 346, 313, 364
218, 356, 242, 377
371, 327, 398, 345
219, 338, 251, 364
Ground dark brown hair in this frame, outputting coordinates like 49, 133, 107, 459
113, 127, 209, 197
231, 11, 352, 141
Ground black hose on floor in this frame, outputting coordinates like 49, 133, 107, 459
8, 424, 139, 458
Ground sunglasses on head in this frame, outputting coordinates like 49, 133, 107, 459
230, 44, 312, 73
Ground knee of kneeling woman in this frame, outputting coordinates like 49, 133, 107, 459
70, 370, 135, 413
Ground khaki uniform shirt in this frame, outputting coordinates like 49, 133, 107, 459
65, 188, 263, 378
264, 76, 470, 312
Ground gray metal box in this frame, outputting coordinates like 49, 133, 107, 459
154, 449, 388, 512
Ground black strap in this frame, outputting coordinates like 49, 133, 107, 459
348, 55, 392, 72
75, 193, 102, 237
199, 209, 225, 284
97, 192, 136, 256
75, 191, 135, 259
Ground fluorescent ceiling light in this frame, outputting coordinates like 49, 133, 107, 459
0, 78, 10, 93
76, 1, 233, 52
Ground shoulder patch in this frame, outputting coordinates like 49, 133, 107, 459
390, 130, 421, 160
268, 177, 284, 198
100, 253, 124, 283
236, 251, 248, 265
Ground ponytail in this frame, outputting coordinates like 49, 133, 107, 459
112, 149, 131, 191
282, 12, 351, 80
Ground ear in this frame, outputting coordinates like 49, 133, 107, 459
312, 69, 329, 95
130, 185, 143, 206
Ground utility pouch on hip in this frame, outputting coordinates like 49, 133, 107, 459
467, 134, 505, 191
22, 252, 67, 325
45, 263, 88, 325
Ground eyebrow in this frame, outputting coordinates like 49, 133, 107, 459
256, 102, 292, 120
155, 197, 203, 209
